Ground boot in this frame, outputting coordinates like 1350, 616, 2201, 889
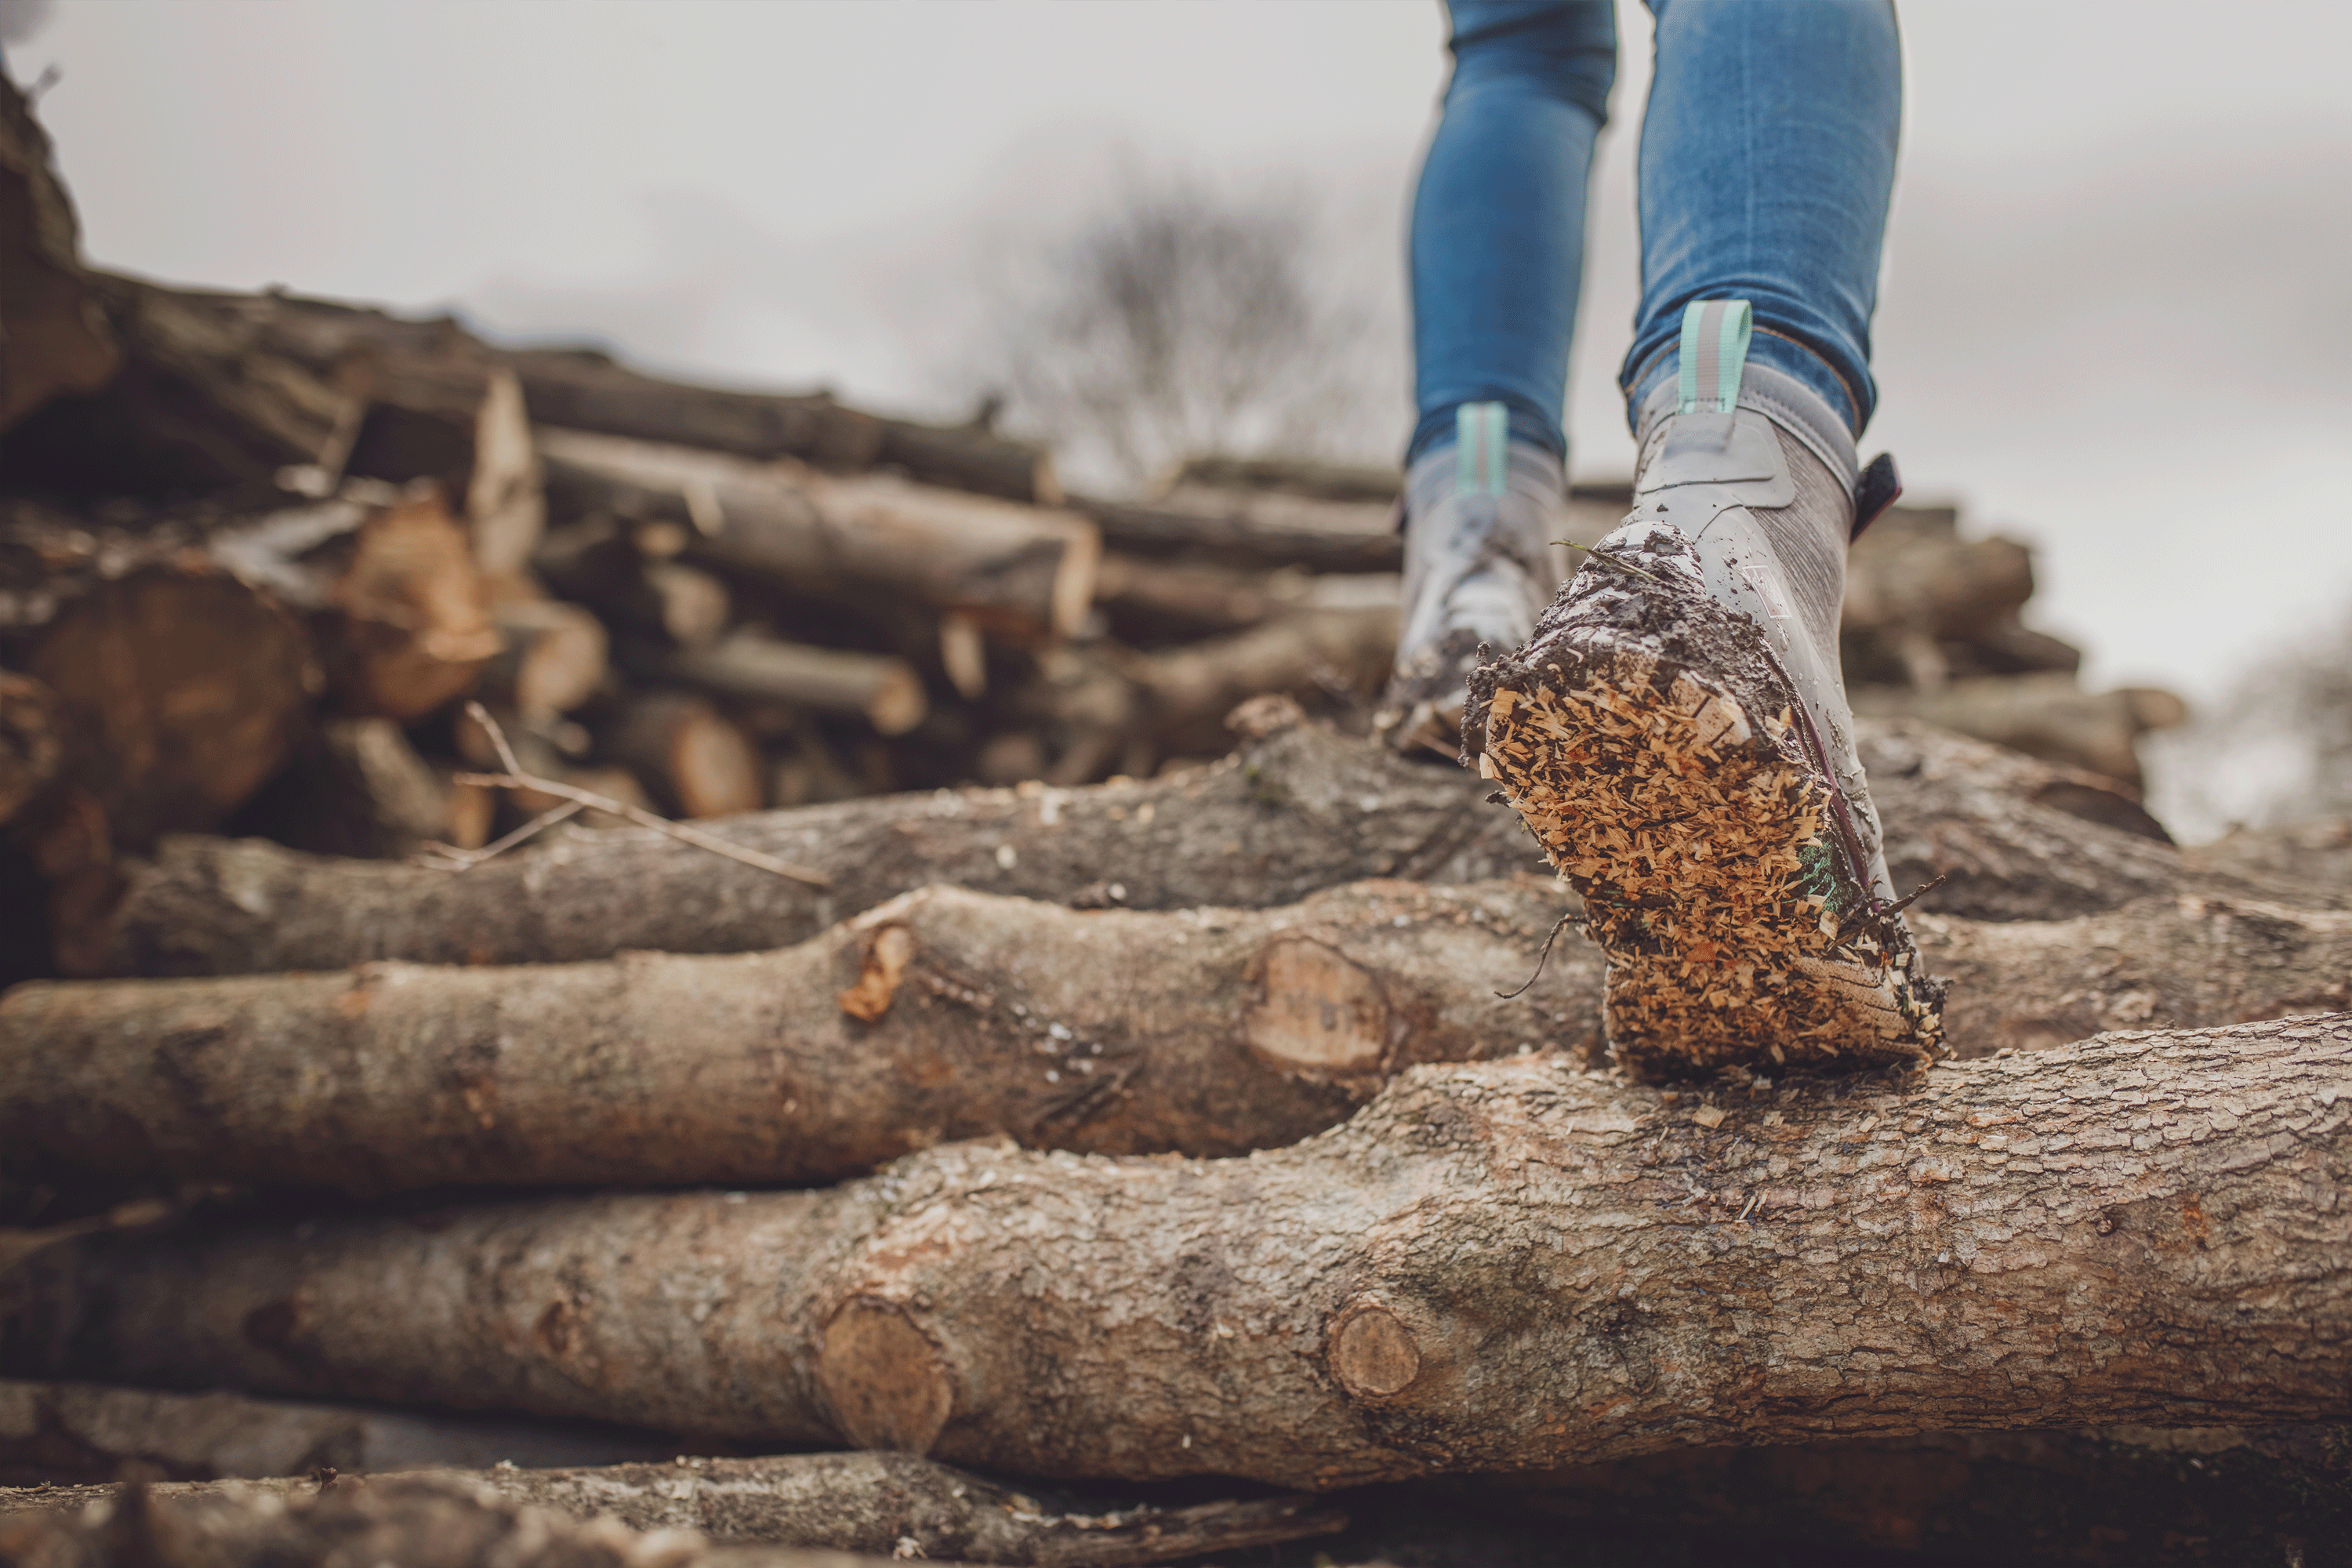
1465, 303, 1944, 1079
1376, 402, 1564, 757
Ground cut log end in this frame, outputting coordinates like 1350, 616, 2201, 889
818, 1298, 956, 1455
1242, 937, 1389, 1076
1327, 1302, 1422, 1399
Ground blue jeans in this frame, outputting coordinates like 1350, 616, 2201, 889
1406, 0, 1901, 464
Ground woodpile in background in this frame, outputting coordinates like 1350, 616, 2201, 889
5, 69, 2344, 1568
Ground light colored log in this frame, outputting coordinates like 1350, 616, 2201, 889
659, 632, 926, 737
0, 880, 1587, 1192
538, 429, 1099, 643
604, 692, 764, 819
74, 713, 2244, 978
27, 568, 319, 850
1852, 674, 2187, 789
484, 600, 608, 722
8, 1016, 2347, 1486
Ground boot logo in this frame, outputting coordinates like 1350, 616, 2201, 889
1741, 563, 1794, 620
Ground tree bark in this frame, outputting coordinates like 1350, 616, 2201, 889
652, 633, 927, 738
532, 517, 731, 648
5, 1016, 2347, 1487
27, 568, 320, 851
1853, 674, 2187, 790
207, 491, 503, 720
1071, 493, 1403, 575
5, 880, 2345, 1194
481, 600, 608, 724
0, 1470, 925, 1568
0, 72, 121, 435
1128, 604, 1396, 757
0, 1455, 1344, 1566
0, 880, 1587, 1192
0, 273, 354, 495
75, 713, 2241, 979
539, 429, 1098, 644
87, 285, 1058, 502
0, 1379, 670, 1485
1093, 552, 1396, 644
0, 668, 63, 826
602, 693, 764, 821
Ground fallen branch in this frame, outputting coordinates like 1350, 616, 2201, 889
0, 1454, 1344, 1566
7, 1016, 2347, 1487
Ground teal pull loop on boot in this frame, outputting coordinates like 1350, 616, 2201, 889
1466, 301, 1946, 1080
1377, 401, 1565, 758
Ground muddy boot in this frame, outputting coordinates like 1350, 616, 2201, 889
1376, 402, 1565, 758
1465, 302, 1944, 1079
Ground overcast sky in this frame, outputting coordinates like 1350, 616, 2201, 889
11, 0, 2351, 710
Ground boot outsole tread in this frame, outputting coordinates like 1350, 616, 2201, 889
1478, 613, 1944, 1079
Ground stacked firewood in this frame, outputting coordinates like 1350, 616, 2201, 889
5, 69, 2346, 1568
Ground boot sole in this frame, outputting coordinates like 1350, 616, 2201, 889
1478, 623, 1941, 1078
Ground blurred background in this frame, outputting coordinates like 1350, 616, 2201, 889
5, 0, 2350, 838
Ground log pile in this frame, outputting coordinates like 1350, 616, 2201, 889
1, 71, 2343, 1568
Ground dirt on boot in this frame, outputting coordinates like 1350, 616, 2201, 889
1465, 523, 1946, 1080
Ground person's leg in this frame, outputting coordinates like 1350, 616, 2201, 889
1619, 0, 1900, 434
1473, 0, 1943, 1077
1383, 0, 1617, 755
1408, 0, 1617, 464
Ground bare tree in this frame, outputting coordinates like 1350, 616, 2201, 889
2146, 600, 2352, 837
968, 172, 1401, 492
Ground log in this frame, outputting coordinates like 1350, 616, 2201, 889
0, 669, 64, 826
75, 713, 2229, 978
532, 516, 732, 648
603, 693, 764, 820
209, 491, 503, 720
0, 1456, 1345, 1566
1840, 510, 2037, 688
5, 880, 2345, 1194
2187, 818, 2352, 910
0, 71, 121, 434
1094, 552, 1397, 644
652, 632, 926, 738
0, 880, 1588, 1192
109, 285, 1061, 502
1853, 673, 2187, 789
1072, 492, 1402, 575
5, 1015, 2347, 1486
1129, 604, 1396, 757
539, 429, 1098, 644
0, 1380, 669, 1485
1163, 454, 1402, 505
482, 600, 608, 723
27, 568, 319, 851
0, 273, 354, 495
0, 1471, 922, 1568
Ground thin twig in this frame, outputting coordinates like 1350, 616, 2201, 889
1496, 907, 1587, 1000
413, 799, 586, 871
450, 703, 833, 889
1552, 539, 1662, 584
